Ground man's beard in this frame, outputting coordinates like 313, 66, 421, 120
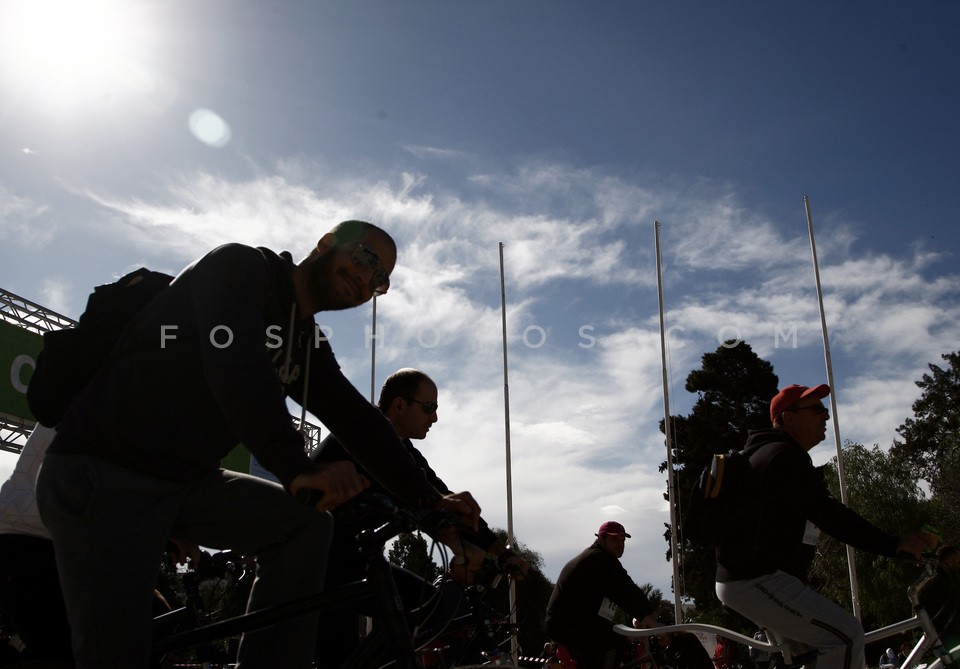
309, 251, 356, 312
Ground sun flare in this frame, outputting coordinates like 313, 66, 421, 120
1, 0, 156, 108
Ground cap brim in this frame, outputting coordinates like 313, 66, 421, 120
801, 384, 831, 401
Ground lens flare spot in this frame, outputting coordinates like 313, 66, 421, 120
188, 108, 231, 148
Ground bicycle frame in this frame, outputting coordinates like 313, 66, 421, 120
154, 516, 421, 668
152, 496, 520, 669
614, 622, 785, 657
414, 566, 518, 667
614, 556, 960, 669
614, 597, 956, 669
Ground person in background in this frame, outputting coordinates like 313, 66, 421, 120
711, 634, 733, 669
0, 424, 72, 666
545, 521, 658, 669
896, 641, 912, 666
0, 425, 198, 668
878, 647, 897, 668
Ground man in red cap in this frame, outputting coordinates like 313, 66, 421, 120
545, 521, 658, 668
714, 383, 936, 669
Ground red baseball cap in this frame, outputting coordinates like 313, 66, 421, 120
597, 521, 631, 538
770, 384, 831, 424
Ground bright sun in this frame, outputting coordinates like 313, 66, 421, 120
1, 0, 155, 109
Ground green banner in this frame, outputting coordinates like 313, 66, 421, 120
0, 320, 42, 422
221, 444, 252, 474
221, 444, 278, 481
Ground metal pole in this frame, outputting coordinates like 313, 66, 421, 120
804, 195, 862, 619
370, 295, 377, 403
498, 242, 518, 659
655, 222, 684, 623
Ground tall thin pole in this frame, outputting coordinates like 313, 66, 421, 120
370, 296, 377, 402
498, 242, 518, 658
655, 222, 684, 623
804, 195, 862, 619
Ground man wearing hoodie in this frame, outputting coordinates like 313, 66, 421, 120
36, 220, 480, 669
714, 383, 935, 669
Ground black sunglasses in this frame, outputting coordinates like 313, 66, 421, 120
351, 243, 390, 296
403, 397, 438, 414
785, 403, 829, 417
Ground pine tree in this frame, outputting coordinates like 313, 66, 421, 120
387, 531, 442, 582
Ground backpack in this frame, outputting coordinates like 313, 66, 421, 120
27, 267, 174, 427
682, 448, 756, 546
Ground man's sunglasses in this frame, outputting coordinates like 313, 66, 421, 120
784, 403, 830, 417
403, 397, 438, 414
352, 243, 390, 296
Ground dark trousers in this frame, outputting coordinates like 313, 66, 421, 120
0, 533, 74, 664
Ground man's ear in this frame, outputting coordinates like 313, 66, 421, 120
315, 232, 337, 255
385, 396, 405, 418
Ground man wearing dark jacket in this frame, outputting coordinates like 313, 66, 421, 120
715, 383, 935, 669
545, 521, 658, 669
312, 367, 528, 665
36, 221, 480, 669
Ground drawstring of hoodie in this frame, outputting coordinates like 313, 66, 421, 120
300, 331, 312, 434
282, 303, 312, 436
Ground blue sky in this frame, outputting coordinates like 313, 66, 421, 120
1, 1, 958, 602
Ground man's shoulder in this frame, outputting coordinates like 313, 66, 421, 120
558, 544, 598, 572
204, 242, 268, 261
745, 430, 809, 467
577, 544, 623, 571
182, 243, 274, 283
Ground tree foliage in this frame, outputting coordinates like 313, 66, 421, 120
811, 442, 929, 635
891, 350, 960, 548
927, 446, 960, 543
388, 531, 443, 582
892, 351, 960, 489
486, 529, 555, 657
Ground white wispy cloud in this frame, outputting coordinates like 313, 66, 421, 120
0, 186, 54, 247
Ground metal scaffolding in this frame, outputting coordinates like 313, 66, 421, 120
0, 288, 74, 453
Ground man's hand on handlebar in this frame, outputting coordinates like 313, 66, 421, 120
290, 461, 370, 512
897, 529, 941, 560
447, 541, 488, 586
434, 490, 481, 532
489, 541, 530, 580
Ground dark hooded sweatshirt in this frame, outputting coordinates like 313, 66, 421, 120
716, 429, 899, 583
48, 243, 439, 507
